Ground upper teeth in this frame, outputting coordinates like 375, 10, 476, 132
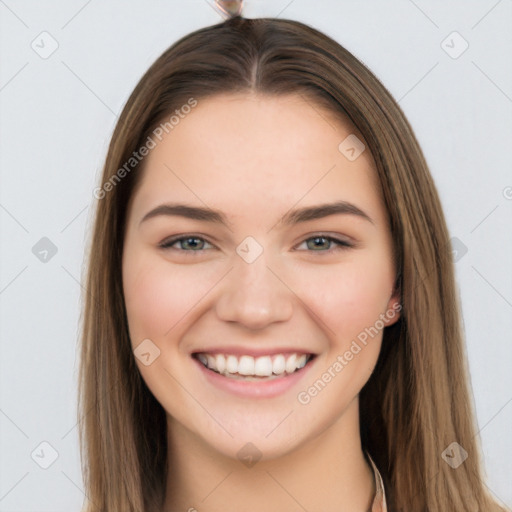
196, 353, 310, 377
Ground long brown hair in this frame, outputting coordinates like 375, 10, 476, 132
78, 16, 507, 512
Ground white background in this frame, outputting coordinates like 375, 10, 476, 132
1, 0, 511, 510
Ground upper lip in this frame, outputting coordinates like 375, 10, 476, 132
191, 346, 316, 358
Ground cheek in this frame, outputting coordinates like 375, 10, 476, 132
122, 253, 212, 344
291, 257, 392, 413
297, 254, 393, 342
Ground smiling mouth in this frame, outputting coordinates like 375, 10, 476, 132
192, 352, 316, 380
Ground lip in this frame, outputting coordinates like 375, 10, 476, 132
192, 353, 317, 399
191, 346, 315, 358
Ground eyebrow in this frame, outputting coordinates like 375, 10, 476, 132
139, 200, 374, 228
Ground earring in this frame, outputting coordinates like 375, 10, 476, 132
215, 0, 244, 18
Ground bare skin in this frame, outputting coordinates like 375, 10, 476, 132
122, 92, 400, 512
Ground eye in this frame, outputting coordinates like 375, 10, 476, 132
296, 234, 353, 253
159, 235, 214, 252
158, 234, 353, 254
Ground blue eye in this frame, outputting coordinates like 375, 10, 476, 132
159, 236, 213, 251
298, 235, 353, 252
159, 234, 353, 253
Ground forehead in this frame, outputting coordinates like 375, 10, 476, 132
130, 92, 385, 226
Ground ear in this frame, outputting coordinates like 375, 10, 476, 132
382, 287, 402, 328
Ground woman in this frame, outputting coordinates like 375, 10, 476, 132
78, 14, 508, 512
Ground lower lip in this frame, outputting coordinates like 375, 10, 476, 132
192, 355, 316, 399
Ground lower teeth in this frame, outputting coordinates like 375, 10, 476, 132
203, 366, 304, 380
219, 372, 285, 381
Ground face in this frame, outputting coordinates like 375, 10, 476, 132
122, 92, 400, 462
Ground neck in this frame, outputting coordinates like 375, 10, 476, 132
163, 399, 375, 512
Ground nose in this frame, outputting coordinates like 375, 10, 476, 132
214, 249, 294, 330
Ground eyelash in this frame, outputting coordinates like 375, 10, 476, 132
158, 234, 353, 254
